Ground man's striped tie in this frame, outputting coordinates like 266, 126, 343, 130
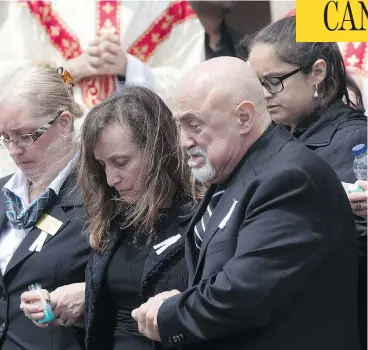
194, 190, 224, 250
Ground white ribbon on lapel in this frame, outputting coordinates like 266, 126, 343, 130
153, 234, 181, 255
29, 231, 49, 252
219, 199, 238, 229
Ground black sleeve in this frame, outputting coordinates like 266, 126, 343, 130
157, 168, 329, 347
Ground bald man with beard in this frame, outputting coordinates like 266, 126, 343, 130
132, 57, 360, 350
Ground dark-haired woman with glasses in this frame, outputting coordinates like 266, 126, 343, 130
0, 63, 90, 350
244, 15, 367, 350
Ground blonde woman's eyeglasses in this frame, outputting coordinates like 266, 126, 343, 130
0, 111, 63, 149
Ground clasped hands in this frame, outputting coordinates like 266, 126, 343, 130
131, 290, 181, 341
20, 283, 85, 328
64, 33, 127, 83
20, 281, 179, 342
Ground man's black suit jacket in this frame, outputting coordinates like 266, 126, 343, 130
157, 124, 360, 350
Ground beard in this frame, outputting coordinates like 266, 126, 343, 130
186, 146, 217, 183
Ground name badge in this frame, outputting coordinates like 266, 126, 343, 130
29, 214, 63, 252
35, 214, 63, 236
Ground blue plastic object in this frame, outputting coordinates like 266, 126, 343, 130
38, 301, 55, 324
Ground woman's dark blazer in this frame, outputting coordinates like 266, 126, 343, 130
85, 196, 196, 350
0, 173, 90, 350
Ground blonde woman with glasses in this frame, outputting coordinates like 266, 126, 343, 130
0, 63, 89, 350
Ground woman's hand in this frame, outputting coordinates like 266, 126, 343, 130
20, 283, 85, 328
20, 289, 50, 328
347, 180, 368, 217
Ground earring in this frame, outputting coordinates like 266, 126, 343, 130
313, 84, 318, 98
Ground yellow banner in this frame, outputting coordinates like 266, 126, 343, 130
296, 0, 368, 42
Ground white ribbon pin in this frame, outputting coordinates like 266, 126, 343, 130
218, 199, 238, 229
153, 234, 181, 255
29, 214, 63, 252
29, 231, 49, 252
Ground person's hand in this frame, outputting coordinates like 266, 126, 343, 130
131, 290, 181, 341
20, 283, 85, 328
87, 34, 127, 77
20, 289, 50, 328
63, 53, 100, 83
347, 180, 368, 217
63, 34, 126, 82
49, 283, 85, 327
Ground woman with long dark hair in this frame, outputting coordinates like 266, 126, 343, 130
80, 86, 197, 350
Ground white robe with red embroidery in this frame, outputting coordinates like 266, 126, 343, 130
0, 0, 205, 177
338, 42, 368, 113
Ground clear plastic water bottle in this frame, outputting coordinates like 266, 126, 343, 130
341, 144, 367, 193
352, 144, 368, 181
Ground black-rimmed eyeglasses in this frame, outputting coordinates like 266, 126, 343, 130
0, 110, 63, 149
261, 65, 309, 94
